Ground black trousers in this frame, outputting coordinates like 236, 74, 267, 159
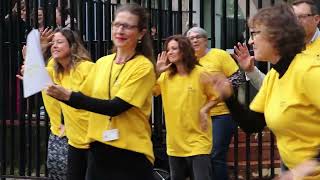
86, 141, 155, 180
67, 145, 88, 180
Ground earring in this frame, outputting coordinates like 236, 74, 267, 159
138, 39, 142, 44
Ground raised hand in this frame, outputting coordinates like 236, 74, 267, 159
233, 42, 255, 72
156, 51, 172, 74
40, 27, 54, 46
46, 84, 72, 101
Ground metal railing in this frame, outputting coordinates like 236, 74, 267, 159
0, 0, 282, 179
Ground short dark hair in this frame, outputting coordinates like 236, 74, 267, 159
292, 0, 319, 15
248, 3, 305, 60
163, 35, 198, 77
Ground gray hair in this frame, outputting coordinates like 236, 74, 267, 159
186, 27, 208, 39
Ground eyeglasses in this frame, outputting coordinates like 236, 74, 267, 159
250, 30, 261, 40
188, 35, 205, 41
296, 14, 314, 20
112, 22, 138, 30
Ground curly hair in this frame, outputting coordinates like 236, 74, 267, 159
163, 35, 198, 77
248, 3, 306, 60
52, 27, 91, 76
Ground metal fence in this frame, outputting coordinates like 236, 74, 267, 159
1, 0, 283, 179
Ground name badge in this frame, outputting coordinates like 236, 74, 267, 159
102, 129, 119, 142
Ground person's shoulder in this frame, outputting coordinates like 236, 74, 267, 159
207, 48, 233, 61
134, 55, 154, 65
294, 53, 320, 70
77, 60, 95, 70
79, 59, 94, 65
209, 48, 229, 56
131, 55, 155, 70
96, 53, 116, 64
194, 64, 207, 72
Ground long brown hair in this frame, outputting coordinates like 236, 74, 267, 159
52, 27, 91, 76
112, 4, 154, 63
164, 35, 198, 77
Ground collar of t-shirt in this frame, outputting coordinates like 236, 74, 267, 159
272, 56, 292, 79
310, 28, 320, 43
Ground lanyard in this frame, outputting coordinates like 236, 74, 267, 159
107, 53, 136, 121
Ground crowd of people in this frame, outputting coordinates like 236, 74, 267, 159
15, 0, 320, 180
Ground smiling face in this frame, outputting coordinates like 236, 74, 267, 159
166, 40, 182, 64
187, 31, 208, 57
51, 32, 71, 64
249, 25, 279, 63
112, 11, 144, 52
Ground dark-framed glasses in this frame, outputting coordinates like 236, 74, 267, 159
112, 22, 138, 30
296, 14, 315, 20
188, 35, 205, 41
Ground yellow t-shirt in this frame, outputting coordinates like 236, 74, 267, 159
42, 58, 62, 137
154, 66, 217, 157
198, 48, 239, 116
53, 60, 94, 149
81, 54, 156, 163
250, 53, 320, 179
304, 37, 320, 56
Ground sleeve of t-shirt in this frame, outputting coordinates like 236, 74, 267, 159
302, 63, 320, 108
220, 50, 239, 77
200, 71, 219, 101
153, 73, 165, 97
74, 61, 95, 87
249, 71, 271, 113
78, 63, 98, 96
116, 63, 156, 108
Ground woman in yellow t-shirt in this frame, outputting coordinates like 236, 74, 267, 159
48, 28, 94, 180
42, 58, 68, 180
186, 26, 245, 180
18, 27, 93, 180
154, 35, 218, 180
46, 4, 156, 180
214, 4, 320, 180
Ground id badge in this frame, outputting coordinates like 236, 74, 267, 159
102, 129, 119, 142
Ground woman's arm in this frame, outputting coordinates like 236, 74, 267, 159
47, 84, 132, 117
66, 92, 132, 116
211, 73, 266, 134
225, 95, 266, 134
228, 69, 246, 88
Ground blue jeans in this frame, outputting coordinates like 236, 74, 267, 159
211, 114, 237, 180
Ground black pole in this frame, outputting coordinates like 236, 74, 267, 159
0, 0, 6, 178
188, 0, 193, 29
167, 0, 172, 35
177, 0, 182, 34
199, 0, 204, 28
105, 0, 111, 55
210, 0, 215, 47
157, 0, 162, 53
233, 0, 239, 179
